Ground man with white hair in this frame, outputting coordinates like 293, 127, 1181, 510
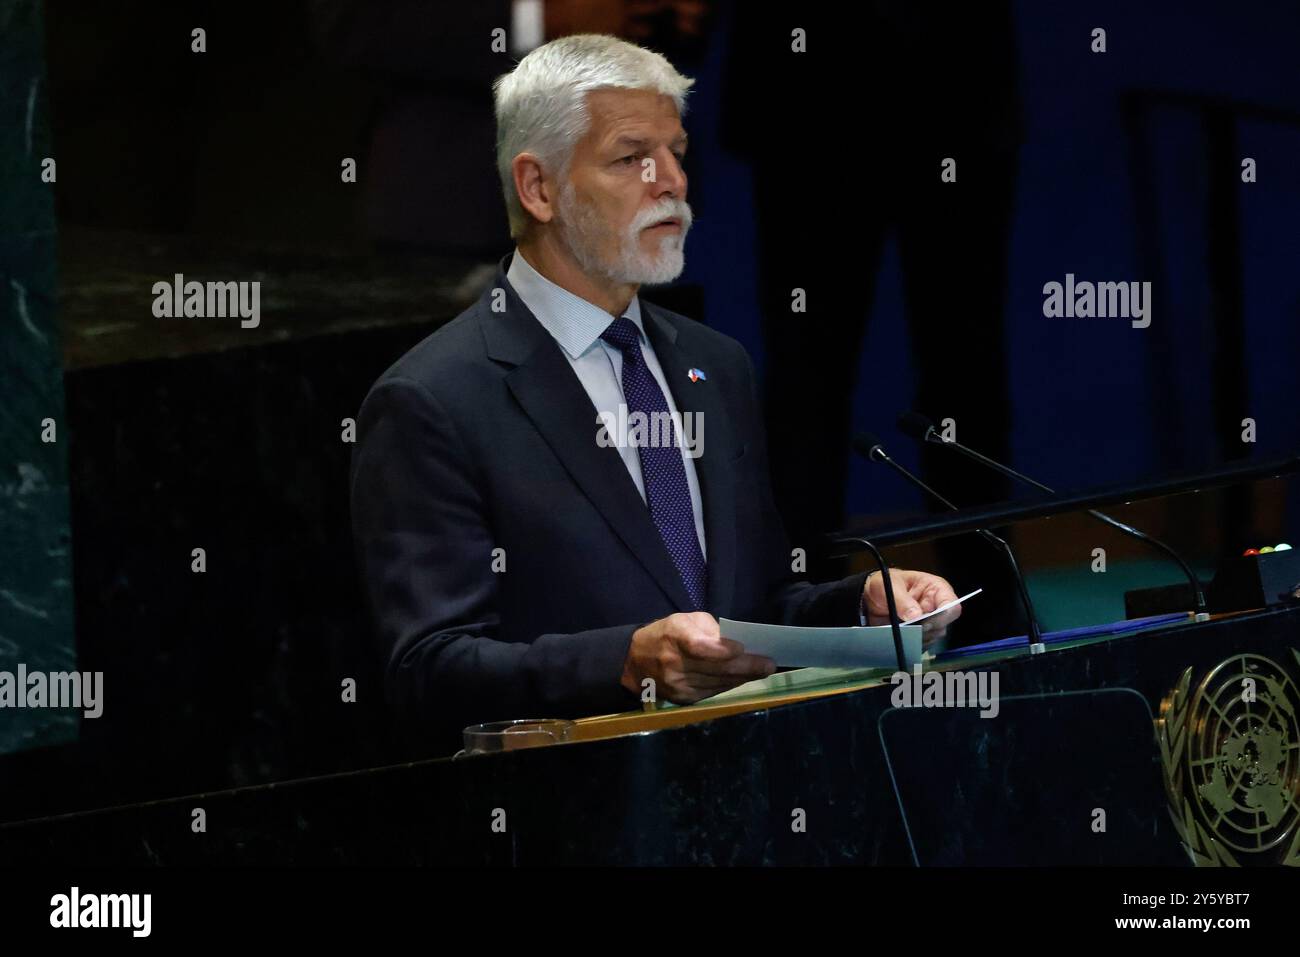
350, 35, 959, 751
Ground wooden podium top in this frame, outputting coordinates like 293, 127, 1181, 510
567, 609, 1246, 744
571, 665, 894, 741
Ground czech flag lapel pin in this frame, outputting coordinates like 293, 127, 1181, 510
687, 367, 707, 382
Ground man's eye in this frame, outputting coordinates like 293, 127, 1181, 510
617, 155, 638, 166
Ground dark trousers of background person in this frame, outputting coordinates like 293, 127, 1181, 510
754, 148, 1025, 645
725, 1, 1027, 643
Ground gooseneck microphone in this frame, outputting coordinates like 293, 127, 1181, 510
826, 536, 907, 672
897, 412, 1208, 620
852, 432, 1047, 653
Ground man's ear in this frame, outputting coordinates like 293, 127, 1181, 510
512, 153, 556, 227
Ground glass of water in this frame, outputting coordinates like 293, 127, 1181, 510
460, 718, 574, 755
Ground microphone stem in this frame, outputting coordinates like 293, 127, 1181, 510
831, 537, 908, 672
931, 437, 1207, 615
874, 452, 1044, 647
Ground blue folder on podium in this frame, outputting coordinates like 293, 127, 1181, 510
936, 611, 1190, 661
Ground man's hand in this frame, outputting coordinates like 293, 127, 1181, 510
621, 612, 775, 704
863, 569, 961, 643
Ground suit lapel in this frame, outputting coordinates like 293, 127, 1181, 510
481, 260, 696, 611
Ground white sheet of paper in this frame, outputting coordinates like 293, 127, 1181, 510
718, 618, 923, 670
901, 588, 982, 625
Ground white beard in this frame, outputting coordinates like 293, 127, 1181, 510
556, 183, 693, 286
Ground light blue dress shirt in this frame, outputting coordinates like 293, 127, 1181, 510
506, 249, 708, 560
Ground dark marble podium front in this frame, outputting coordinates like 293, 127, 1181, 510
2, 606, 1297, 865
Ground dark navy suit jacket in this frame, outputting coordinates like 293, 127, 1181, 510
350, 254, 868, 750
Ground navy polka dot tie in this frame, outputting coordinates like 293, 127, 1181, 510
601, 316, 708, 610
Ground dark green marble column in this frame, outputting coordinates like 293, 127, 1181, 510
0, 0, 76, 754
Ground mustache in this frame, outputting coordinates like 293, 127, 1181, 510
630, 199, 693, 233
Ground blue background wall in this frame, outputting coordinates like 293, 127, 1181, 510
680, 0, 1300, 519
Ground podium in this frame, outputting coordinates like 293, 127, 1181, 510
2, 459, 1299, 866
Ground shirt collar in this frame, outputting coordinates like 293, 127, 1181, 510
506, 248, 645, 359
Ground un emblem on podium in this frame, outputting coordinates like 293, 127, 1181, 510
1157, 651, 1300, 866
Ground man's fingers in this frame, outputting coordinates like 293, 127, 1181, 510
932, 583, 959, 606
866, 570, 960, 623
685, 611, 721, 637
924, 603, 962, 630
677, 672, 764, 701
893, 582, 924, 621
663, 668, 766, 704
681, 652, 775, 678
675, 673, 740, 692
677, 630, 744, 660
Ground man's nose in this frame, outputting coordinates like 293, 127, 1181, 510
649, 147, 687, 198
